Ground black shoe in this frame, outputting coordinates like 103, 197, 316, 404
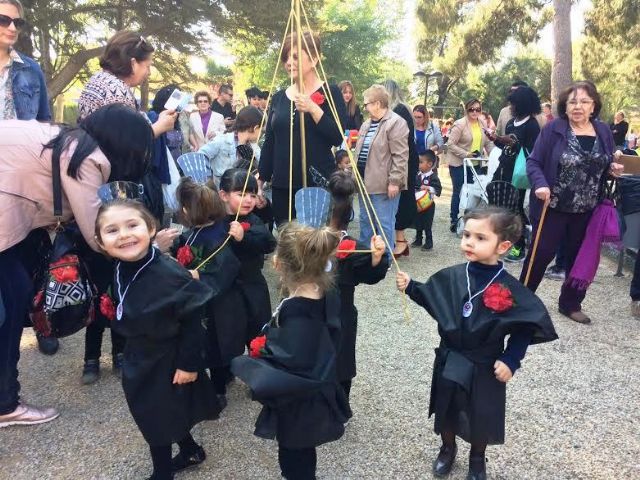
81, 359, 100, 385
217, 394, 228, 411
112, 353, 124, 378
449, 223, 457, 233
422, 242, 433, 251
171, 445, 206, 473
466, 454, 486, 480
411, 237, 423, 247
36, 334, 59, 355
432, 443, 457, 477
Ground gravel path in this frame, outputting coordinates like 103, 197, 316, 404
2, 173, 639, 480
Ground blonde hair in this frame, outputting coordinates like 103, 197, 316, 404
0, 0, 24, 16
363, 84, 389, 109
339, 80, 357, 118
276, 222, 340, 293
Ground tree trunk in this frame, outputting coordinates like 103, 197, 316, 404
140, 79, 150, 111
47, 47, 105, 101
551, 0, 572, 113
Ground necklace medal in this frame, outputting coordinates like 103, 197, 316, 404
463, 262, 505, 319
462, 301, 473, 318
116, 303, 124, 321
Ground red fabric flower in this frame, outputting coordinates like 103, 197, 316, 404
240, 222, 251, 231
176, 245, 195, 267
482, 283, 514, 313
99, 294, 116, 321
249, 335, 267, 358
310, 92, 325, 105
336, 238, 357, 259
49, 255, 79, 283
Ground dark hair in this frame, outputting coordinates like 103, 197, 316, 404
511, 80, 529, 89
556, 80, 602, 120
176, 177, 225, 227
245, 87, 261, 99
99, 31, 154, 78
44, 103, 153, 182
328, 170, 356, 230
419, 149, 437, 165
194, 90, 212, 104
260, 90, 269, 100
335, 149, 349, 163
233, 106, 263, 132
463, 206, 522, 243
219, 168, 258, 194
151, 84, 178, 114
219, 84, 233, 95
94, 199, 157, 245
507, 86, 542, 118
464, 98, 482, 112
281, 31, 321, 63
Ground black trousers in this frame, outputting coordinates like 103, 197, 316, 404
414, 205, 435, 246
84, 322, 125, 361
278, 445, 317, 480
631, 252, 640, 301
271, 187, 300, 227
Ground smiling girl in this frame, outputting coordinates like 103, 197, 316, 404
396, 206, 557, 480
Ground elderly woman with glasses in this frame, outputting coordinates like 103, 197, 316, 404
445, 98, 494, 232
520, 81, 624, 325
0, 0, 50, 120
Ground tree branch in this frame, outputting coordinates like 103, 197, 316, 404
47, 46, 105, 100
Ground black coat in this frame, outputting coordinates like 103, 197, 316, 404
111, 249, 220, 446
406, 264, 557, 445
335, 236, 389, 382
231, 292, 352, 448
225, 213, 277, 341
394, 103, 419, 230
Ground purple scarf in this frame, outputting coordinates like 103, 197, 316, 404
567, 199, 620, 290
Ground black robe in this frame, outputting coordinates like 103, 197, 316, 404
335, 236, 389, 383
231, 292, 352, 449
111, 249, 220, 447
173, 223, 244, 367
406, 264, 557, 445
224, 213, 277, 341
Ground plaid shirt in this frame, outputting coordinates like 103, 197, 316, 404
0, 49, 23, 120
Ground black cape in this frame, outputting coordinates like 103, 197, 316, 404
111, 250, 220, 447
407, 264, 557, 445
225, 213, 277, 341
335, 236, 389, 382
231, 291, 352, 448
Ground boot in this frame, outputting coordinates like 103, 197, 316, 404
36, 333, 59, 355
81, 359, 100, 385
432, 442, 457, 477
466, 452, 487, 480
411, 232, 423, 247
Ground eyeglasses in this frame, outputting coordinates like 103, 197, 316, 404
197, 100, 209, 104
0, 14, 27, 30
467, 107, 481, 113
567, 99, 594, 108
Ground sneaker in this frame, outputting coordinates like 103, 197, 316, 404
0, 403, 59, 428
544, 266, 566, 281
81, 359, 100, 385
112, 353, 124, 378
631, 301, 640, 318
504, 245, 525, 263
36, 334, 59, 355
171, 445, 206, 473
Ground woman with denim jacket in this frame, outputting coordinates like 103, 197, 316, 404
0, 0, 50, 121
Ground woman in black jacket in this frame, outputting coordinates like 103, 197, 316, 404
258, 31, 346, 226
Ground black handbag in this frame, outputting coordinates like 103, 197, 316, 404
30, 153, 96, 338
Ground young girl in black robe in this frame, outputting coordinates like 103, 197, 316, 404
231, 223, 351, 480
328, 170, 389, 398
172, 177, 242, 407
219, 168, 277, 343
396, 206, 557, 480
94, 199, 221, 480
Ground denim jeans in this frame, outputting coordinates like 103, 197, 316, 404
358, 193, 400, 256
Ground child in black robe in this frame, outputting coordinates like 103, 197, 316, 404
231, 223, 351, 480
413, 150, 442, 250
95, 199, 221, 480
219, 168, 277, 343
396, 206, 557, 480
328, 170, 389, 398
172, 177, 243, 407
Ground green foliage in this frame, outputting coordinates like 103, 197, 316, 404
206, 59, 234, 83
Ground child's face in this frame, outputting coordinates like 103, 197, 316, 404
221, 190, 257, 216
460, 218, 511, 265
418, 159, 433, 173
96, 206, 155, 262
337, 157, 350, 171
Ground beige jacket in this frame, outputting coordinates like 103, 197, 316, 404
445, 117, 495, 167
189, 110, 225, 150
0, 120, 111, 252
355, 110, 409, 194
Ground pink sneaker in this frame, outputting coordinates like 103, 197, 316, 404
0, 403, 59, 428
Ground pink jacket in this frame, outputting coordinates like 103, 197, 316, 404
0, 120, 111, 252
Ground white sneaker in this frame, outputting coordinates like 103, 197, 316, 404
0, 403, 59, 428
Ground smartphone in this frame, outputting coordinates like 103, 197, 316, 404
164, 89, 191, 112
169, 222, 184, 234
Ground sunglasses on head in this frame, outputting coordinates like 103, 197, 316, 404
0, 14, 27, 30
467, 107, 481, 113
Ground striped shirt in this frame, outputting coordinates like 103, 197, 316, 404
357, 119, 380, 175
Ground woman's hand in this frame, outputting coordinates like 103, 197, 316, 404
294, 94, 323, 116
371, 235, 386, 266
173, 369, 198, 384
387, 184, 400, 198
396, 271, 410, 291
154, 228, 180, 252
494, 360, 513, 383
609, 162, 624, 178
153, 109, 178, 136
229, 221, 245, 241
189, 269, 200, 280
534, 187, 550, 203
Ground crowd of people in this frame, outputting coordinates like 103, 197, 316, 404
0, 3, 637, 479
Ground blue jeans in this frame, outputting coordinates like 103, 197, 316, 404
358, 193, 400, 257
